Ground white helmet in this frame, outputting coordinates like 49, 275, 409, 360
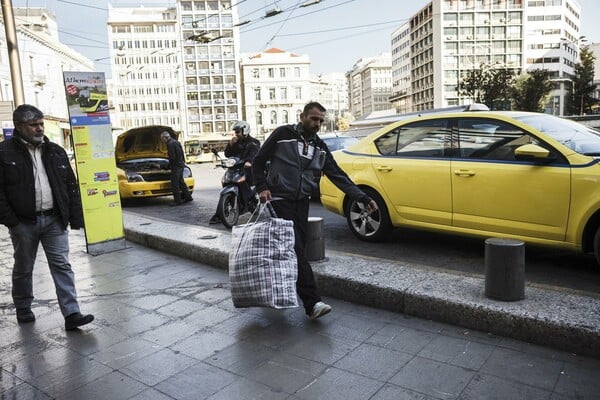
232, 120, 250, 136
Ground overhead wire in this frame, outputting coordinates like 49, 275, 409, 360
263, 0, 303, 49
15, 0, 405, 67
242, 0, 358, 33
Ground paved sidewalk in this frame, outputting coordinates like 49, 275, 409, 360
1, 227, 599, 400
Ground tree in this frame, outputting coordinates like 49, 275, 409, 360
483, 68, 516, 110
458, 66, 487, 104
568, 46, 596, 115
458, 65, 516, 109
510, 69, 554, 112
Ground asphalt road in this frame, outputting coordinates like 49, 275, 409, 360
122, 162, 600, 294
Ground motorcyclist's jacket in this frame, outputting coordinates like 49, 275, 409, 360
252, 123, 371, 203
0, 135, 84, 229
224, 135, 260, 164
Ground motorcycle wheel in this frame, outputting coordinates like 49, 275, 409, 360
217, 192, 240, 229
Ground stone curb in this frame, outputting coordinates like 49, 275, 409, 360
122, 211, 600, 358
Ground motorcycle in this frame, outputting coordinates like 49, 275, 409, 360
215, 156, 258, 228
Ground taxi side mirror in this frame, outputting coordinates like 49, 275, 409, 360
514, 144, 552, 162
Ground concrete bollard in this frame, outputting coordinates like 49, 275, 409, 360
305, 217, 325, 262
484, 238, 525, 301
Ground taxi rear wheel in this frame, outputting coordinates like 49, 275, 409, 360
345, 188, 392, 242
593, 226, 600, 265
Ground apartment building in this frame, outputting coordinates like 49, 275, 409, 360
346, 53, 394, 119
108, 0, 242, 141
390, 23, 412, 114
394, 0, 582, 115
107, 6, 182, 135
239, 48, 310, 140
0, 8, 93, 147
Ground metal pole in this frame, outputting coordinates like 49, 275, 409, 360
1, 0, 25, 106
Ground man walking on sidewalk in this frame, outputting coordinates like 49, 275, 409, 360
160, 131, 193, 206
0, 104, 94, 330
252, 101, 377, 320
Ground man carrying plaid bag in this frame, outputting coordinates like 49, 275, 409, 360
252, 102, 378, 320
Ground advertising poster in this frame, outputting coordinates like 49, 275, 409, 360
63, 71, 126, 255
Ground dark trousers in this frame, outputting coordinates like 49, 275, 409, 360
170, 167, 191, 203
270, 198, 321, 314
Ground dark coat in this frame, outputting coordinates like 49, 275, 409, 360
0, 135, 84, 229
252, 123, 370, 203
224, 135, 260, 164
166, 137, 186, 169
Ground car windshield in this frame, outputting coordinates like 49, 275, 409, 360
514, 114, 600, 156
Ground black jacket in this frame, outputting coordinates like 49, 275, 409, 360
0, 135, 83, 229
224, 135, 260, 164
166, 137, 186, 169
252, 123, 371, 203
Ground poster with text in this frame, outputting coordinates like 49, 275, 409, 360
63, 71, 125, 255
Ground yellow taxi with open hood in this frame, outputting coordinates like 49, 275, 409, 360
115, 125, 194, 199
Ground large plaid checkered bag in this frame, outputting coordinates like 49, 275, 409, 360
229, 202, 299, 309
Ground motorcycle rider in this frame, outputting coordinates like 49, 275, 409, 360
209, 121, 260, 224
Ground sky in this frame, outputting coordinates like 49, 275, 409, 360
10, 0, 600, 78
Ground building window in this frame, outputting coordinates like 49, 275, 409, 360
270, 110, 277, 125
269, 88, 276, 100
280, 68, 286, 77
256, 111, 262, 125
268, 68, 275, 78
252, 68, 259, 78
294, 87, 302, 99
282, 110, 289, 124
254, 88, 261, 101
280, 87, 287, 100
294, 67, 301, 77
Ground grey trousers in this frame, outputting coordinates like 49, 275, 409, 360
9, 214, 80, 317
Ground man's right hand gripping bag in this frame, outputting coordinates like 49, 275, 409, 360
229, 202, 299, 308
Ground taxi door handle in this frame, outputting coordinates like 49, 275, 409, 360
376, 166, 393, 172
454, 169, 475, 176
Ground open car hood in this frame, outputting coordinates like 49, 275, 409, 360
115, 125, 179, 163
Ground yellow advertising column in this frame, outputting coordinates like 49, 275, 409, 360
63, 71, 126, 255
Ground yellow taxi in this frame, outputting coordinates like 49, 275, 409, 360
115, 125, 194, 199
320, 109, 600, 264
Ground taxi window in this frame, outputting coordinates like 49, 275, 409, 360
374, 119, 451, 157
457, 118, 564, 162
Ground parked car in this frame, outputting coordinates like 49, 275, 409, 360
321, 132, 360, 151
319, 109, 600, 265
115, 125, 194, 199
312, 133, 360, 199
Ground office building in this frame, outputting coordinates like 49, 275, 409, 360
394, 0, 582, 115
239, 48, 310, 140
346, 53, 393, 119
310, 72, 349, 132
108, 1, 242, 142
107, 6, 182, 135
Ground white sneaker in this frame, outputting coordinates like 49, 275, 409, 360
309, 302, 332, 320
